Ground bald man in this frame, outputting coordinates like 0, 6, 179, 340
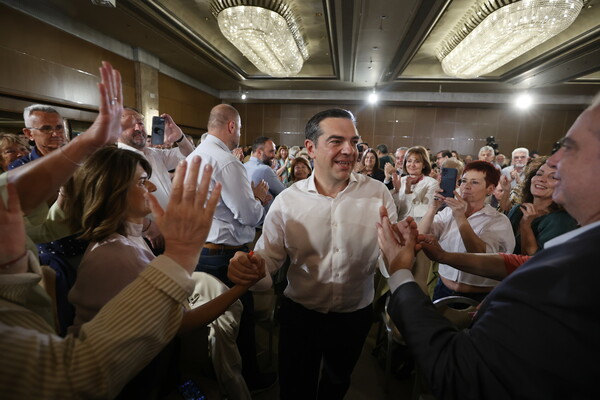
186, 104, 274, 392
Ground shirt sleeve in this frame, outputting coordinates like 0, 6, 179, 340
252, 195, 289, 291
480, 213, 516, 254
499, 253, 531, 275
264, 167, 286, 196
25, 201, 73, 244
0, 255, 193, 399
219, 161, 264, 227
157, 147, 186, 171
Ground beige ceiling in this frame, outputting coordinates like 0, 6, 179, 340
4, 0, 600, 103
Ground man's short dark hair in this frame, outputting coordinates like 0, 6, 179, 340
252, 136, 272, 153
305, 109, 356, 145
437, 149, 452, 158
376, 144, 388, 154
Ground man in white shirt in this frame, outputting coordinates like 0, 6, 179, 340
228, 108, 397, 399
186, 104, 273, 392
118, 108, 194, 250
377, 97, 600, 399
501, 147, 529, 188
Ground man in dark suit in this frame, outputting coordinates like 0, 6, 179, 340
377, 97, 600, 399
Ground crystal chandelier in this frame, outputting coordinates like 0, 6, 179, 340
437, 0, 584, 79
211, 0, 309, 77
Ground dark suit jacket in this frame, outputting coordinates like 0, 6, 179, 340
388, 224, 600, 400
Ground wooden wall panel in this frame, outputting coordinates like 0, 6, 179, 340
0, 5, 135, 116
158, 73, 220, 135
231, 102, 581, 157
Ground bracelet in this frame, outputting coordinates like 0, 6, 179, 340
0, 251, 27, 270
142, 220, 152, 233
175, 135, 184, 143
59, 146, 84, 167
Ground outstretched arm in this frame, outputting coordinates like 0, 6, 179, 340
418, 234, 509, 281
7, 62, 123, 214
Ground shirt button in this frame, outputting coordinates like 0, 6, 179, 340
334, 248, 339, 253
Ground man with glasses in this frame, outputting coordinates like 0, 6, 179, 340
9, 104, 66, 169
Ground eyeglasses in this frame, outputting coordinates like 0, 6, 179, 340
26, 125, 65, 134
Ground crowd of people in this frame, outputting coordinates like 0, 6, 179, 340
0, 61, 598, 400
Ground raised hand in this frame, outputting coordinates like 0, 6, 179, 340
146, 156, 221, 273
499, 174, 511, 192
0, 183, 28, 274
445, 191, 468, 219
232, 147, 244, 162
251, 179, 270, 204
384, 162, 395, 179
520, 203, 545, 226
162, 113, 184, 144
82, 61, 123, 148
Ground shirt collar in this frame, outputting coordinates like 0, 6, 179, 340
117, 141, 146, 155
203, 134, 231, 153
544, 220, 600, 249
305, 171, 357, 195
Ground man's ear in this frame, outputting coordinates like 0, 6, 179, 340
228, 120, 236, 134
486, 184, 496, 195
305, 139, 316, 158
22, 128, 34, 141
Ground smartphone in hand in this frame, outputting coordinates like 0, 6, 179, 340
440, 167, 458, 197
151, 116, 165, 145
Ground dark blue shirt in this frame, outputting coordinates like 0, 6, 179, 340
8, 146, 42, 169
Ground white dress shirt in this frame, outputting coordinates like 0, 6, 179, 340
187, 135, 264, 246
433, 204, 515, 287
501, 165, 525, 189
392, 175, 439, 220
118, 142, 185, 209
253, 172, 397, 313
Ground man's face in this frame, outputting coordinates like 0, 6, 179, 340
395, 149, 406, 170
479, 150, 495, 163
306, 117, 359, 187
547, 106, 600, 225
436, 152, 447, 168
260, 140, 276, 165
512, 151, 528, 168
120, 109, 147, 150
23, 111, 66, 156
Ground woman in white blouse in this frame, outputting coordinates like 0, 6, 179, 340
392, 145, 439, 221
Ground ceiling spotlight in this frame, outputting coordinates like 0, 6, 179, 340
515, 93, 533, 109
211, 0, 309, 77
241, 93, 247, 100
437, 0, 583, 78
368, 91, 378, 104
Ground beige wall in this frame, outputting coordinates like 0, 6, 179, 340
233, 103, 581, 157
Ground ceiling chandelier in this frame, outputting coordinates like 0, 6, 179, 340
211, 0, 309, 77
437, 0, 584, 79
